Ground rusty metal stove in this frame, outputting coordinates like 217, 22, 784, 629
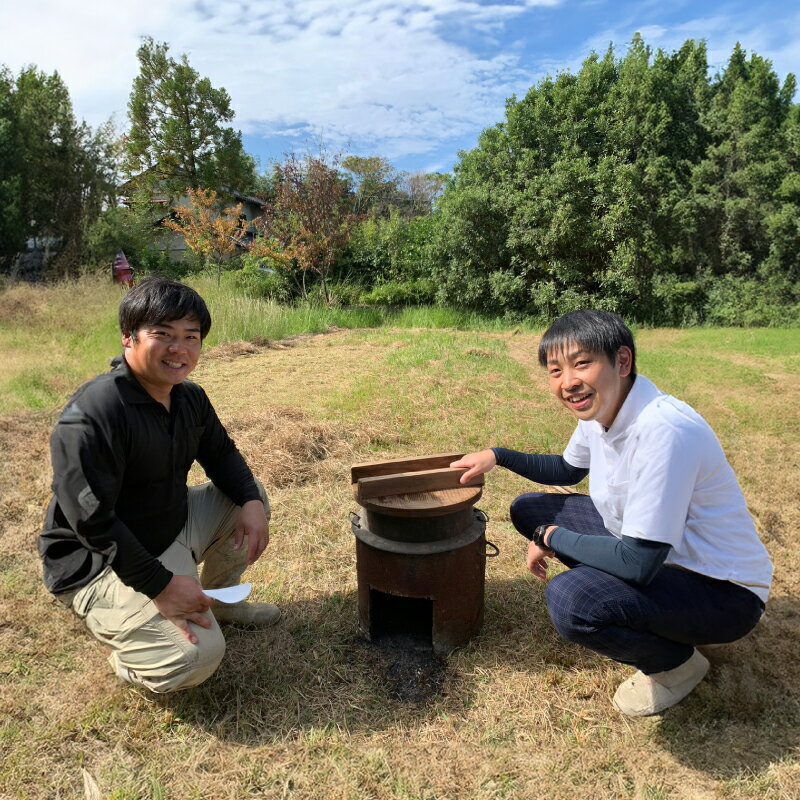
350, 454, 495, 655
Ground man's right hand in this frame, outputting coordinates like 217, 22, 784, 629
153, 575, 213, 644
451, 449, 497, 484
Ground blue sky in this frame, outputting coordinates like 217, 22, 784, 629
3, 0, 799, 175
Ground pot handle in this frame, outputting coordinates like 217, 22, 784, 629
348, 511, 361, 529
485, 540, 500, 558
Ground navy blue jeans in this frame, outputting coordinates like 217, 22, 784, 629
510, 493, 765, 674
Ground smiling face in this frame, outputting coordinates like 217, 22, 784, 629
122, 315, 203, 406
546, 343, 634, 428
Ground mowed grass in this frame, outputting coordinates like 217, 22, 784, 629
1, 277, 799, 799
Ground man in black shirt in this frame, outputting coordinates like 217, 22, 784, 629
39, 277, 278, 692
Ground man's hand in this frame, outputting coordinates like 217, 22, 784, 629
153, 574, 213, 644
450, 449, 497, 484
232, 499, 269, 565
526, 526, 557, 581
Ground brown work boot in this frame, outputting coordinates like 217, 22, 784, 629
612, 649, 709, 717
213, 601, 281, 627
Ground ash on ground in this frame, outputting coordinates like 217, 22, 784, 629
366, 633, 448, 704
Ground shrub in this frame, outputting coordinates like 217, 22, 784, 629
325, 282, 364, 307
360, 279, 437, 306
227, 254, 295, 302
704, 274, 800, 326
650, 276, 707, 327
342, 212, 436, 285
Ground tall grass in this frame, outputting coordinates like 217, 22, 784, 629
192, 277, 386, 346
0, 274, 122, 412
1, 272, 797, 415
190, 275, 528, 345
0, 273, 533, 413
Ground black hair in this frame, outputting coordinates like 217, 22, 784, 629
537, 310, 636, 376
119, 276, 211, 340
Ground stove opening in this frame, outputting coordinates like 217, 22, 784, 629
370, 589, 433, 649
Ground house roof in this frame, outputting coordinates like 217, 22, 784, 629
232, 190, 267, 208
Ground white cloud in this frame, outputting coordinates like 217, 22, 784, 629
175, 0, 549, 157
4, 0, 795, 169
576, 10, 799, 82
1, 0, 556, 161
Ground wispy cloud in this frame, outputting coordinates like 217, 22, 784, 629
2, 0, 559, 159
577, 7, 799, 80
178, 0, 560, 157
3, 0, 796, 169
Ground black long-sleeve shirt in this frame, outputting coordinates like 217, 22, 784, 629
39, 356, 260, 599
491, 447, 671, 584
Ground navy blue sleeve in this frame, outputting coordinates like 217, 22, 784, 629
547, 527, 671, 585
491, 448, 589, 485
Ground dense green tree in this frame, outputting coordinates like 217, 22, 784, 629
125, 38, 255, 197
430, 128, 511, 307
753, 101, 800, 323
0, 65, 118, 273
0, 69, 26, 263
432, 37, 798, 323
691, 45, 795, 276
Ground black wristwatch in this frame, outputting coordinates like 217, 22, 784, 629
531, 524, 554, 550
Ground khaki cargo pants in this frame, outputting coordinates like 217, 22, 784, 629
71, 480, 269, 693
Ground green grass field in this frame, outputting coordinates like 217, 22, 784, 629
1, 274, 799, 799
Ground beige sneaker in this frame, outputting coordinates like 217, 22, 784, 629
213, 602, 281, 627
612, 649, 709, 717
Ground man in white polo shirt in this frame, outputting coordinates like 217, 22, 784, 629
452, 310, 772, 716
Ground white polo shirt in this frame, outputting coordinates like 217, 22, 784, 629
563, 374, 772, 602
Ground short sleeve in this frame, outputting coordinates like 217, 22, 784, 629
563, 423, 591, 469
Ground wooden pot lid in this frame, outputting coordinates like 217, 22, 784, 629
351, 453, 484, 518
360, 485, 483, 518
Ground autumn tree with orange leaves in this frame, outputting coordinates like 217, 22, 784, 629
250, 153, 360, 304
163, 188, 245, 283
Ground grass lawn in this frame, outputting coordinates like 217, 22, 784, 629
1, 277, 799, 799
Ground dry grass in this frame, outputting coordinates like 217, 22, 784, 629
2, 327, 799, 800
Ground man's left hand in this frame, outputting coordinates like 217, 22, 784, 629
526, 525, 556, 581
233, 499, 270, 564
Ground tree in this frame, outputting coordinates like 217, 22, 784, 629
403, 171, 447, 216
162, 188, 245, 283
691, 44, 795, 276
342, 155, 402, 216
762, 102, 800, 289
342, 155, 447, 218
431, 36, 798, 323
0, 69, 25, 264
0, 65, 118, 274
251, 153, 360, 304
125, 38, 254, 197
